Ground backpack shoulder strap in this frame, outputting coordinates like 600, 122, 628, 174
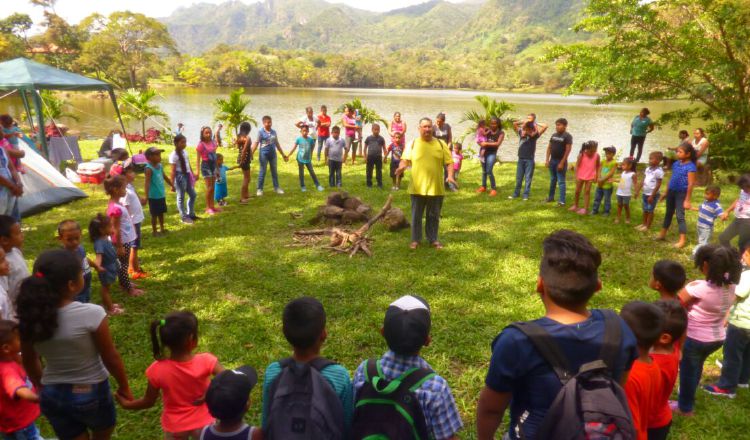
364, 358, 380, 383
397, 367, 436, 393
510, 321, 573, 384
277, 357, 294, 369
309, 357, 335, 372
598, 310, 623, 372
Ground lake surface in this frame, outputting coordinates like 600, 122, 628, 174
3, 87, 695, 162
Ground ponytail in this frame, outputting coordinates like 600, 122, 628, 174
16, 250, 82, 343
150, 311, 198, 360
695, 245, 742, 287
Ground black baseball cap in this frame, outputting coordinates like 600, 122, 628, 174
383, 295, 431, 356
144, 147, 164, 157
205, 366, 258, 421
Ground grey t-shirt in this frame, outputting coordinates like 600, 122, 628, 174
365, 135, 386, 158
325, 137, 347, 162
36, 302, 109, 385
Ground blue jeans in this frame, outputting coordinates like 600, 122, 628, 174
2, 423, 41, 440
547, 159, 567, 203
678, 337, 723, 412
513, 159, 534, 198
40, 380, 117, 439
663, 190, 687, 233
297, 161, 320, 188
717, 324, 750, 391
175, 173, 196, 218
316, 135, 329, 161
592, 187, 613, 214
482, 151, 498, 189
257, 147, 280, 190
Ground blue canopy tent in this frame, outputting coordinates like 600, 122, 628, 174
0, 58, 132, 215
0, 57, 129, 157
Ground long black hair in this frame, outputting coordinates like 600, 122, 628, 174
694, 244, 741, 287
677, 143, 697, 164
16, 250, 82, 344
173, 133, 188, 174
151, 311, 199, 360
238, 122, 252, 137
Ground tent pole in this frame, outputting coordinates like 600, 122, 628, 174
108, 87, 132, 155
19, 89, 35, 133
31, 89, 48, 159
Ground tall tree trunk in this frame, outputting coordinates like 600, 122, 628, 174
129, 67, 137, 89
141, 119, 146, 136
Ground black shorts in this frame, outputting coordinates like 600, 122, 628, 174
390, 160, 401, 178
148, 198, 167, 216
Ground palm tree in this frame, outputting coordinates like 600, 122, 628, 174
118, 88, 169, 135
459, 95, 515, 141
37, 90, 79, 123
213, 88, 256, 139
335, 98, 388, 129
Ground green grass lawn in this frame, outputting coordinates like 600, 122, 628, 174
25, 141, 747, 439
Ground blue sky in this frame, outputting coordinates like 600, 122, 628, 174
2, 0, 468, 25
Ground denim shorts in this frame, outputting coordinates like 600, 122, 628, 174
2, 422, 41, 440
617, 195, 631, 205
642, 193, 660, 213
97, 270, 117, 287
390, 160, 400, 178
200, 157, 217, 178
148, 198, 167, 216
40, 380, 116, 439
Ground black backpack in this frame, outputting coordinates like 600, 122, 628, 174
509, 310, 636, 440
264, 357, 344, 440
351, 359, 435, 440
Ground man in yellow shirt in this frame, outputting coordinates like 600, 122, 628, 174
396, 117, 457, 249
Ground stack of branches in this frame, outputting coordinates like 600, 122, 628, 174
293, 195, 402, 257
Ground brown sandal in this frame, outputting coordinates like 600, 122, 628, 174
409, 242, 419, 250
431, 241, 444, 249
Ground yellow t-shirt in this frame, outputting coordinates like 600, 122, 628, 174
402, 137, 453, 196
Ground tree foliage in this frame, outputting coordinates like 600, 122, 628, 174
78, 12, 177, 88
118, 88, 169, 135
547, 0, 750, 169
334, 98, 388, 129
0, 13, 32, 59
213, 88, 256, 138
459, 95, 515, 140
37, 90, 79, 123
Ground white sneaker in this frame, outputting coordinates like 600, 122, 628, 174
256, 189, 263, 196
739, 383, 749, 389
316, 185, 324, 191
301, 187, 307, 192
508, 195, 516, 200
275, 188, 285, 195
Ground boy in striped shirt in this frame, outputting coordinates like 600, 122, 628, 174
692, 185, 724, 256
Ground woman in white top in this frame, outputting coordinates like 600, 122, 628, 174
18, 249, 131, 440
693, 128, 710, 165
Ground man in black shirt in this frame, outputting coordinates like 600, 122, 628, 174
544, 118, 573, 206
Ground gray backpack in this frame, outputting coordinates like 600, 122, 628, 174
264, 357, 345, 440
509, 310, 636, 440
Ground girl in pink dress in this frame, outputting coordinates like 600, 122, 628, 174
569, 140, 600, 215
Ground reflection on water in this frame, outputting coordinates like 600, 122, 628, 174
2, 87, 693, 162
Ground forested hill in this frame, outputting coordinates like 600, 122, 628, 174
162, 0, 586, 56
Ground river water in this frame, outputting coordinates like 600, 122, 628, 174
3, 87, 694, 162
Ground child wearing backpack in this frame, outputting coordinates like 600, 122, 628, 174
476, 230, 638, 440
116, 311, 224, 439
261, 297, 352, 440
650, 260, 687, 302
676, 244, 742, 415
620, 301, 665, 440
352, 295, 463, 440
649, 300, 688, 440
202, 366, 263, 440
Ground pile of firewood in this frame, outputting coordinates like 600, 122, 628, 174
292, 194, 408, 257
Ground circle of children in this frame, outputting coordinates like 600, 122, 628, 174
0, 102, 749, 440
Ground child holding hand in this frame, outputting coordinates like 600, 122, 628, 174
615, 157, 637, 224
89, 214, 124, 315
214, 153, 237, 207
591, 146, 617, 215
117, 311, 224, 439
569, 140, 599, 215
635, 151, 664, 231
0, 320, 41, 439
